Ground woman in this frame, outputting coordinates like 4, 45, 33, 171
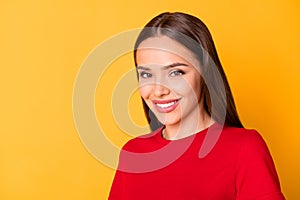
109, 12, 285, 199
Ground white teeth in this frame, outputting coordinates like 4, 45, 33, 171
156, 101, 175, 108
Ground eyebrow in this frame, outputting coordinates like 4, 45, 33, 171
137, 62, 189, 70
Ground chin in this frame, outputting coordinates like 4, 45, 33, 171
157, 117, 180, 127
151, 110, 182, 126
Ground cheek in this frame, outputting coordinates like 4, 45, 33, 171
190, 77, 201, 98
171, 75, 201, 100
139, 85, 152, 100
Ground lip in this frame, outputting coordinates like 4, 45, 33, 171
152, 98, 181, 113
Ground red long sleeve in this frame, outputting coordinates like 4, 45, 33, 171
109, 125, 285, 199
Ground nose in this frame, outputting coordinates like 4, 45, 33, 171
153, 83, 170, 97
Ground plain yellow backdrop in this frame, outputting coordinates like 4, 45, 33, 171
1, 0, 299, 199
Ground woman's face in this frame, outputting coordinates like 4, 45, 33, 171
136, 36, 204, 126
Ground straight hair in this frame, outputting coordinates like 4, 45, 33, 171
134, 12, 243, 130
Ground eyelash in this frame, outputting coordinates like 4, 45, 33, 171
139, 72, 152, 79
139, 70, 186, 79
169, 70, 185, 77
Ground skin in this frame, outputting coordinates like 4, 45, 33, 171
136, 36, 214, 140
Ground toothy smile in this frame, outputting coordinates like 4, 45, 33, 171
156, 101, 176, 108
152, 99, 181, 113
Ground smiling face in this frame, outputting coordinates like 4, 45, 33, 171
136, 36, 206, 128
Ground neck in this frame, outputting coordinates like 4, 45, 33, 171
163, 110, 215, 140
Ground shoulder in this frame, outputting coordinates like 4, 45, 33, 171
224, 127, 284, 198
121, 127, 164, 153
222, 126, 261, 137
220, 126, 276, 170
217, 126, 272, 159
222, 126, 267, 147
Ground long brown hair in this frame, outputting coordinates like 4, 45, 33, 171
134, 12, 243, 130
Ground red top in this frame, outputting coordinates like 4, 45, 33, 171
109, 124, 285, 199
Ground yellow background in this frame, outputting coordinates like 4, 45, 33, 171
1, 0, 299, 199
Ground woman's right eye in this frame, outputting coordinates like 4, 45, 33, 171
140, 72, 152, 79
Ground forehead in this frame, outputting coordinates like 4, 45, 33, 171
136, 36, 199, 67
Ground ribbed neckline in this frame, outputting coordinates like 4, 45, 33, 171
153, 123, 219, 144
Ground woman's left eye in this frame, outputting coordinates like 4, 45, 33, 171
169, 70, 185, 77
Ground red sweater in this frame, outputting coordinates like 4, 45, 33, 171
109, 124, 285, 199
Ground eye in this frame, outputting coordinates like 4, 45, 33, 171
139, 71, 152, 79
169, 70, 185, 77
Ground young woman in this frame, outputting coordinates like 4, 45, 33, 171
109, 12, 285, 200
